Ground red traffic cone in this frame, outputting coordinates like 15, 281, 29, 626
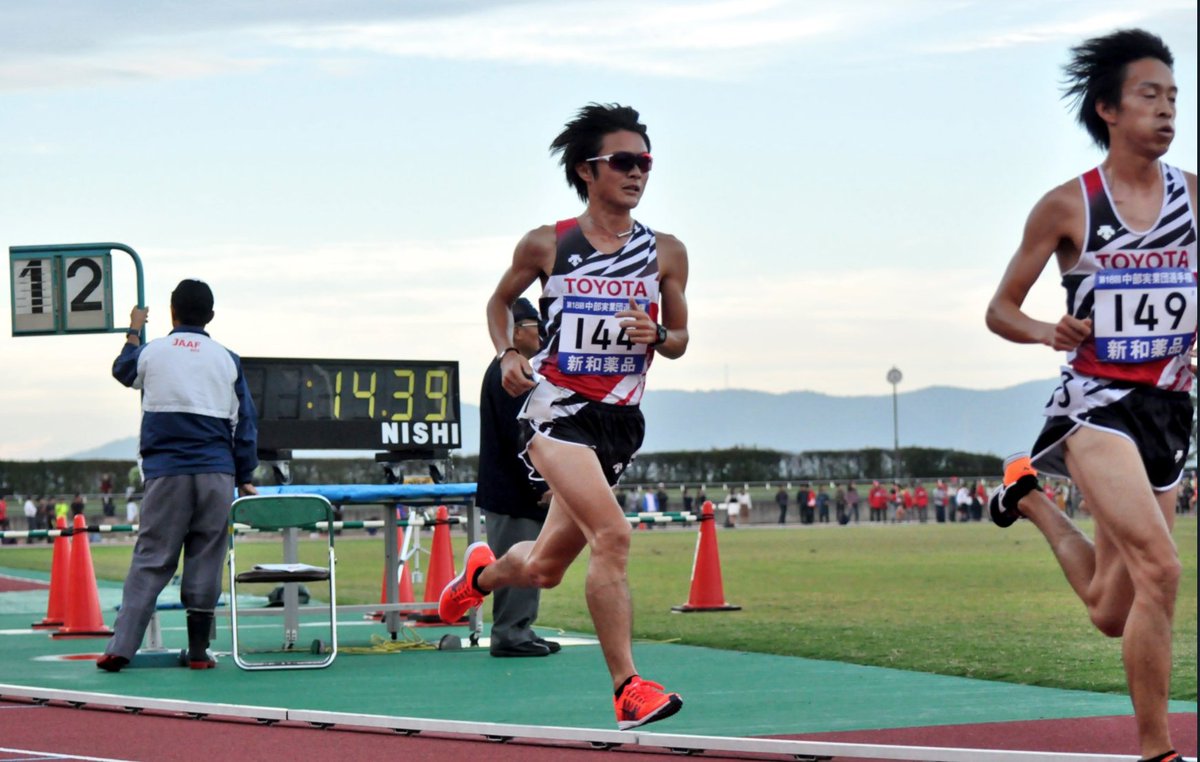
369, 525, 416, 621
413, 506, 459, 623
32, 516, 71, 629
672, 501, 741, 613
51, 515, 114, 638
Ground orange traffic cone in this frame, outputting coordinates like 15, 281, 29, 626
51, 515, 114, 638
32, 516, 71, 629
413, 506, 459, 623
672, 501, 741, 613
369, 525, 416, 621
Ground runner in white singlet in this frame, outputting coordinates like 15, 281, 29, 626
985, 30, 1196, 762
438, 104, 690, 731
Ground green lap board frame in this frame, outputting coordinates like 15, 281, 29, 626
9, 241, 145, 339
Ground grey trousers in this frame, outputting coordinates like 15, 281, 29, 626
485, 511, 544, 648
105, 473, 234, 659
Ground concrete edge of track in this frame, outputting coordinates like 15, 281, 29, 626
0, 683, 1141, 762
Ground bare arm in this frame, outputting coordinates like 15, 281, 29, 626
487, 226, 555, 397
985, 183, 1092, 351
1188, 171, 1198, 374
616, 233, 690, 359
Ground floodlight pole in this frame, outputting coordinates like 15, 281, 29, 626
886, 367, 902, 482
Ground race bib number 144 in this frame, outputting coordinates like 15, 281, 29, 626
1093, 267, 1197, 363
557, 296, 650, 375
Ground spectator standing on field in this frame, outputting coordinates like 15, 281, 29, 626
955, 485, 971, 522
815, 485, 830, 524
775, 486, 789, 524
868, 481, 886, 523
23, 496, 38, 543
796, 483, 811, 525
723, 487, 738, 528
932, 481, 948, 523
737, 488, 753, 525
846, 483, 860, 523
54, 498, 69, 525
100, 473, 115, 519
914, 483, 929, 523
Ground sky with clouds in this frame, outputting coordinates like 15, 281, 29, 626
1, 0, 1196, 460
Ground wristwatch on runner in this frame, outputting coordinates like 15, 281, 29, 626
652, 323, 668, 346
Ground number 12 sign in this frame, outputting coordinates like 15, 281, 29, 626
10, 246, 115, 336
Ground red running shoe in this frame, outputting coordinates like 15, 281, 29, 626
438, 541, 495, 624
614, 676, 683, 730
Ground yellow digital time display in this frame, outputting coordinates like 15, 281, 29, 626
243, 358, 461, 452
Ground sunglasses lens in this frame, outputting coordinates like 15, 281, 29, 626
607, 152, 652, 172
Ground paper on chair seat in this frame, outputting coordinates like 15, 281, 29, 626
253, 563, 326, 573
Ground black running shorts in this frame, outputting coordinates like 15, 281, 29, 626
1031, 382, 1194, 491
518, 381, 645, 487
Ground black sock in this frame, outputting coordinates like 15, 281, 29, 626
471, 566, 489, 594
1001, 473, 1040, 512
1139, 751, 1178, 762
615, 674, 637, 698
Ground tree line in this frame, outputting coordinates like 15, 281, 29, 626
0, 447, 1003, 497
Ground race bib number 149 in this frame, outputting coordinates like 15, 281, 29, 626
557, 296, 649, 375
1093, 267, 1197, 363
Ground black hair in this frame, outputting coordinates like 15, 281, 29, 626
170, 279, 214, 327
1062, 28, 1174, 149
549, 103, 650, 203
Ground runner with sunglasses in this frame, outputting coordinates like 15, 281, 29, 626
985, 30, 1195, 762
439, 102, 689, 730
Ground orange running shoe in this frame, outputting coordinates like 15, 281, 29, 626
988, 452, 1040, 528
614, 675, 683, 730
438, 541, 495, 624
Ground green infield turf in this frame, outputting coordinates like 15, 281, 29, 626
2, 517, 1195, 700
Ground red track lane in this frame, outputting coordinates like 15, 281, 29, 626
3, 701, 1196, 761
0, 702, 749, 762
790, 713, 1198, 758
0, 575, 50, 592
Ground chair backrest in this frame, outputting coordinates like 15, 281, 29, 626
231, 495, 334, 531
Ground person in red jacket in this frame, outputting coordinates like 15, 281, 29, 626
913, 483, 929, 523
867, 481, 887, 523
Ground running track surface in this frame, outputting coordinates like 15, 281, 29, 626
1, 557, 1196, 760
1, 700, 1196, 761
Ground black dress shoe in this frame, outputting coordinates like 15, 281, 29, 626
490, 641, 551, 657
533, 637, 562, 653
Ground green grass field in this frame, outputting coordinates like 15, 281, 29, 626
3, 517, 1195, 700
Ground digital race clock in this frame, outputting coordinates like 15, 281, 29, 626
242, 357, 461, 452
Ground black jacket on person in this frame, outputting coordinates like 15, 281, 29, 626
476, 356, 549, 520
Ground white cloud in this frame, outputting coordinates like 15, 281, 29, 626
919, 2, 1195, 54
0, 50, 270, 93
265, 1, 846, 79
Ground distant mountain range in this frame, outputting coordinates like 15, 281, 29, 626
65, 379, 1059, 460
